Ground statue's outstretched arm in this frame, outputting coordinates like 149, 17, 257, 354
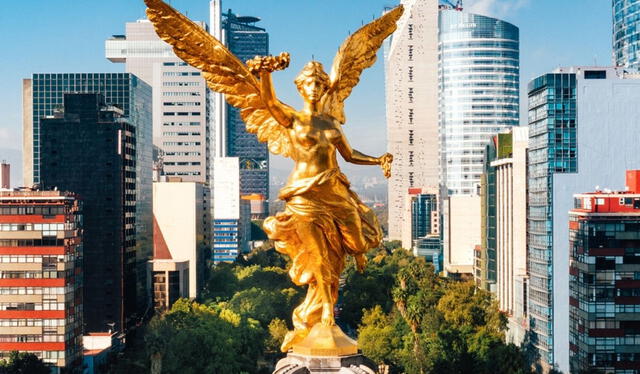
335, 127, 392, 178
335, 128, 381, 165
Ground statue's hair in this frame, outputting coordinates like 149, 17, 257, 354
294, 61, 330, 91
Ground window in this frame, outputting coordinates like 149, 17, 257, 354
584, 70, 606, 79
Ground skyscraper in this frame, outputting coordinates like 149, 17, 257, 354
569, 170, 640, 374
22, 73, 152, 190
385, 3, 519, 241
106, 20, 211, 183
0, 190, 83, 372
39, 93, 151, 332
613, 0, 640, 69
527, 66, 640, 372
22, 74, 153, 325
438, 9, 520, 196
209, 6, 270, 198
385, 0, 440, 240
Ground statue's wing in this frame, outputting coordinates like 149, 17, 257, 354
145, 0, 293, 157
321, 5, 404, 124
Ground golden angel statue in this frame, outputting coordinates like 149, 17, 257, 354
145, 0, 403, 355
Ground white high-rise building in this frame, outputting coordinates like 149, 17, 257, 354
106, 20, 211, 183
212, 157, 250, 263
491, 126, 529, 345
385, 0, 440, 240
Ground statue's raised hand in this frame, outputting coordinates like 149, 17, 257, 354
246, 52, 291, 74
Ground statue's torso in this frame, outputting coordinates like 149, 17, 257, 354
287, 113, 342, 183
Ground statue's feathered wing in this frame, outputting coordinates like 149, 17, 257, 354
145, 0, 293, 157
322, 5, 404, 124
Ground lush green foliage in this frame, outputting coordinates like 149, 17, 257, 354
109, 247, 299, 373
356, 251, 532, 374
0, 351, 49, 374
109, 244, 534, 374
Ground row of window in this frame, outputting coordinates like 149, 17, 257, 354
0, 206, 66, 216
162, 132, 201, 137
0, 287, 67, 295
164, 101, 201, 106
163, 142, 201, 146
0, 334, 65, 342
163, 91, 201, 97
0, 239, 65, 247
0, 319, 65, 327
0, 255, 67, 264
163, 72, 201, 76
165, 152, 201, 156
164, 121, 200, 127
0, 271, 66, 279
0, 302, 65, 311
163, 112, 201, 116
0, 223, 69, 232
163, 81, 200, 87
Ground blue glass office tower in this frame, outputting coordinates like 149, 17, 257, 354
221, 12, 269, 198
438, 11, 519, 196
411, 193, 438, 240
23, 73, 153, 327
528, 73, 577, 370
613, 0, 640, 68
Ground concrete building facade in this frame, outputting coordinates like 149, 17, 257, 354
0, 163, 9, 190
151, 181, 209, 306
0, 191, 83, 372
212, 157, 250, 264
491, 127, 529, 344
527, 66, 640, 372
385, 0, 440, 240
569, 170, 640, 373
106, 20, 211, 183
444, 194, 480, 276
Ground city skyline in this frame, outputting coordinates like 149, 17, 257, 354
0, 0, 610, 186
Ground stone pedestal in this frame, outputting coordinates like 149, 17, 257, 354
273, 353, 378, 374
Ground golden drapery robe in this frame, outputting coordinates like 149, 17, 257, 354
263, 168, 382, 331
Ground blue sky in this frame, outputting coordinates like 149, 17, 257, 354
0, 0, 611, 185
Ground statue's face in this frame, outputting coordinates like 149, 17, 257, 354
299, 76, 327, 103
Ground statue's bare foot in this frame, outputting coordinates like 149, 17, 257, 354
321, 303, 335, 326
280, 328, 308, 352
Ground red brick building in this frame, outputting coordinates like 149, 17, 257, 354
0, 191, 83, 372
569, 170, 640, 373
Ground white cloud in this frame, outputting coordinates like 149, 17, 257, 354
465, 0, 530, 19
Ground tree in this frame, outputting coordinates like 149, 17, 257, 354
0, 351, 49, 374
357, 306, 405, 368
265, 318, 289, 354
357, 251, 533, 374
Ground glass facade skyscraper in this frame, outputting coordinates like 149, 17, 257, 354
24, 73, 153, 330
613, 0, 640, 68
221, 12, 270, 198
528, 72, 577, 367
438, 11, 519, 196
526, 67, 640, 372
